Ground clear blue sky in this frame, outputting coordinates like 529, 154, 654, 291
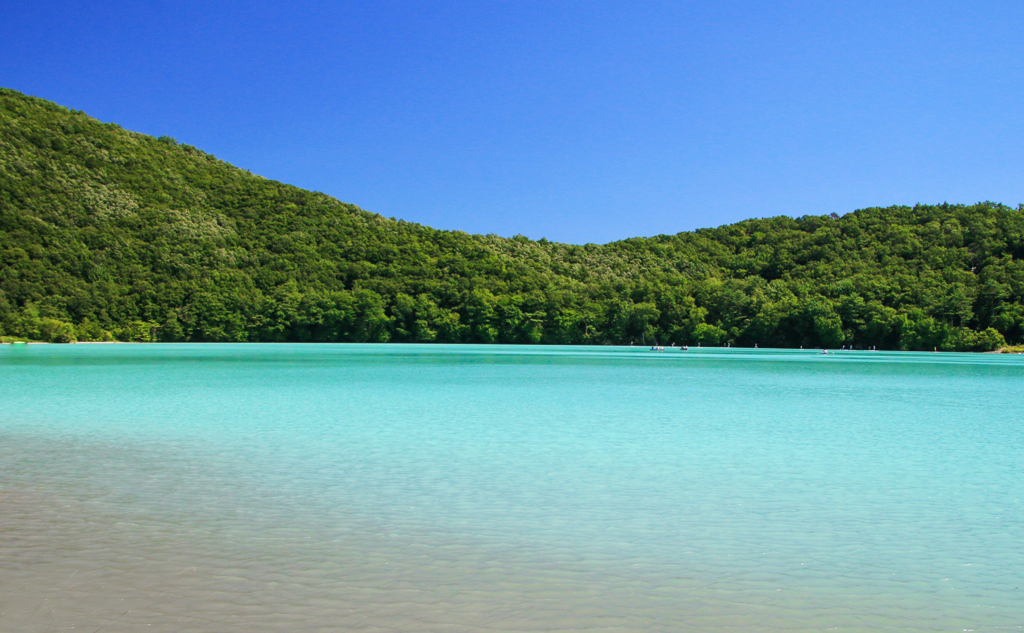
3, 1, 1023, 244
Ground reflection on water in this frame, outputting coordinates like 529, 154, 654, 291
1, 344, 1022, 632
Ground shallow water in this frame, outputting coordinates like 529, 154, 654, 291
1, 344, 1021, 632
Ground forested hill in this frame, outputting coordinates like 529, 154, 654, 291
1, 88, 1022, 350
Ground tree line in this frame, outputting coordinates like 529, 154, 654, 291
1, 88, 1021, 350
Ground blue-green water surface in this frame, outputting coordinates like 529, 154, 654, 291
1, 344, 1022, 632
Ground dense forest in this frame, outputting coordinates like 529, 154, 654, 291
2, 88, 1022, 350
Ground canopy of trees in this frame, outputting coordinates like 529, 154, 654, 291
2, 88, 1022, 350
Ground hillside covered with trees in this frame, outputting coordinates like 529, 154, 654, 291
1, 88, 1022, 350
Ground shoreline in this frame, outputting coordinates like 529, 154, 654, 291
3, 340, 1022, 354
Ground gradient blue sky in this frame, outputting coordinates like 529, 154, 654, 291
2, 1, 1022, 244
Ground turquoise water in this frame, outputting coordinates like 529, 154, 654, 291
1, 344, 1021, 632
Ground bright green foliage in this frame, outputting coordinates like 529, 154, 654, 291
2, 88, 1022, 350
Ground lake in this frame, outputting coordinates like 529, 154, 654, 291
1, 344, 1021, 632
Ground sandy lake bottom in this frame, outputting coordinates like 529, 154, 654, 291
1, 344, 1022, 632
